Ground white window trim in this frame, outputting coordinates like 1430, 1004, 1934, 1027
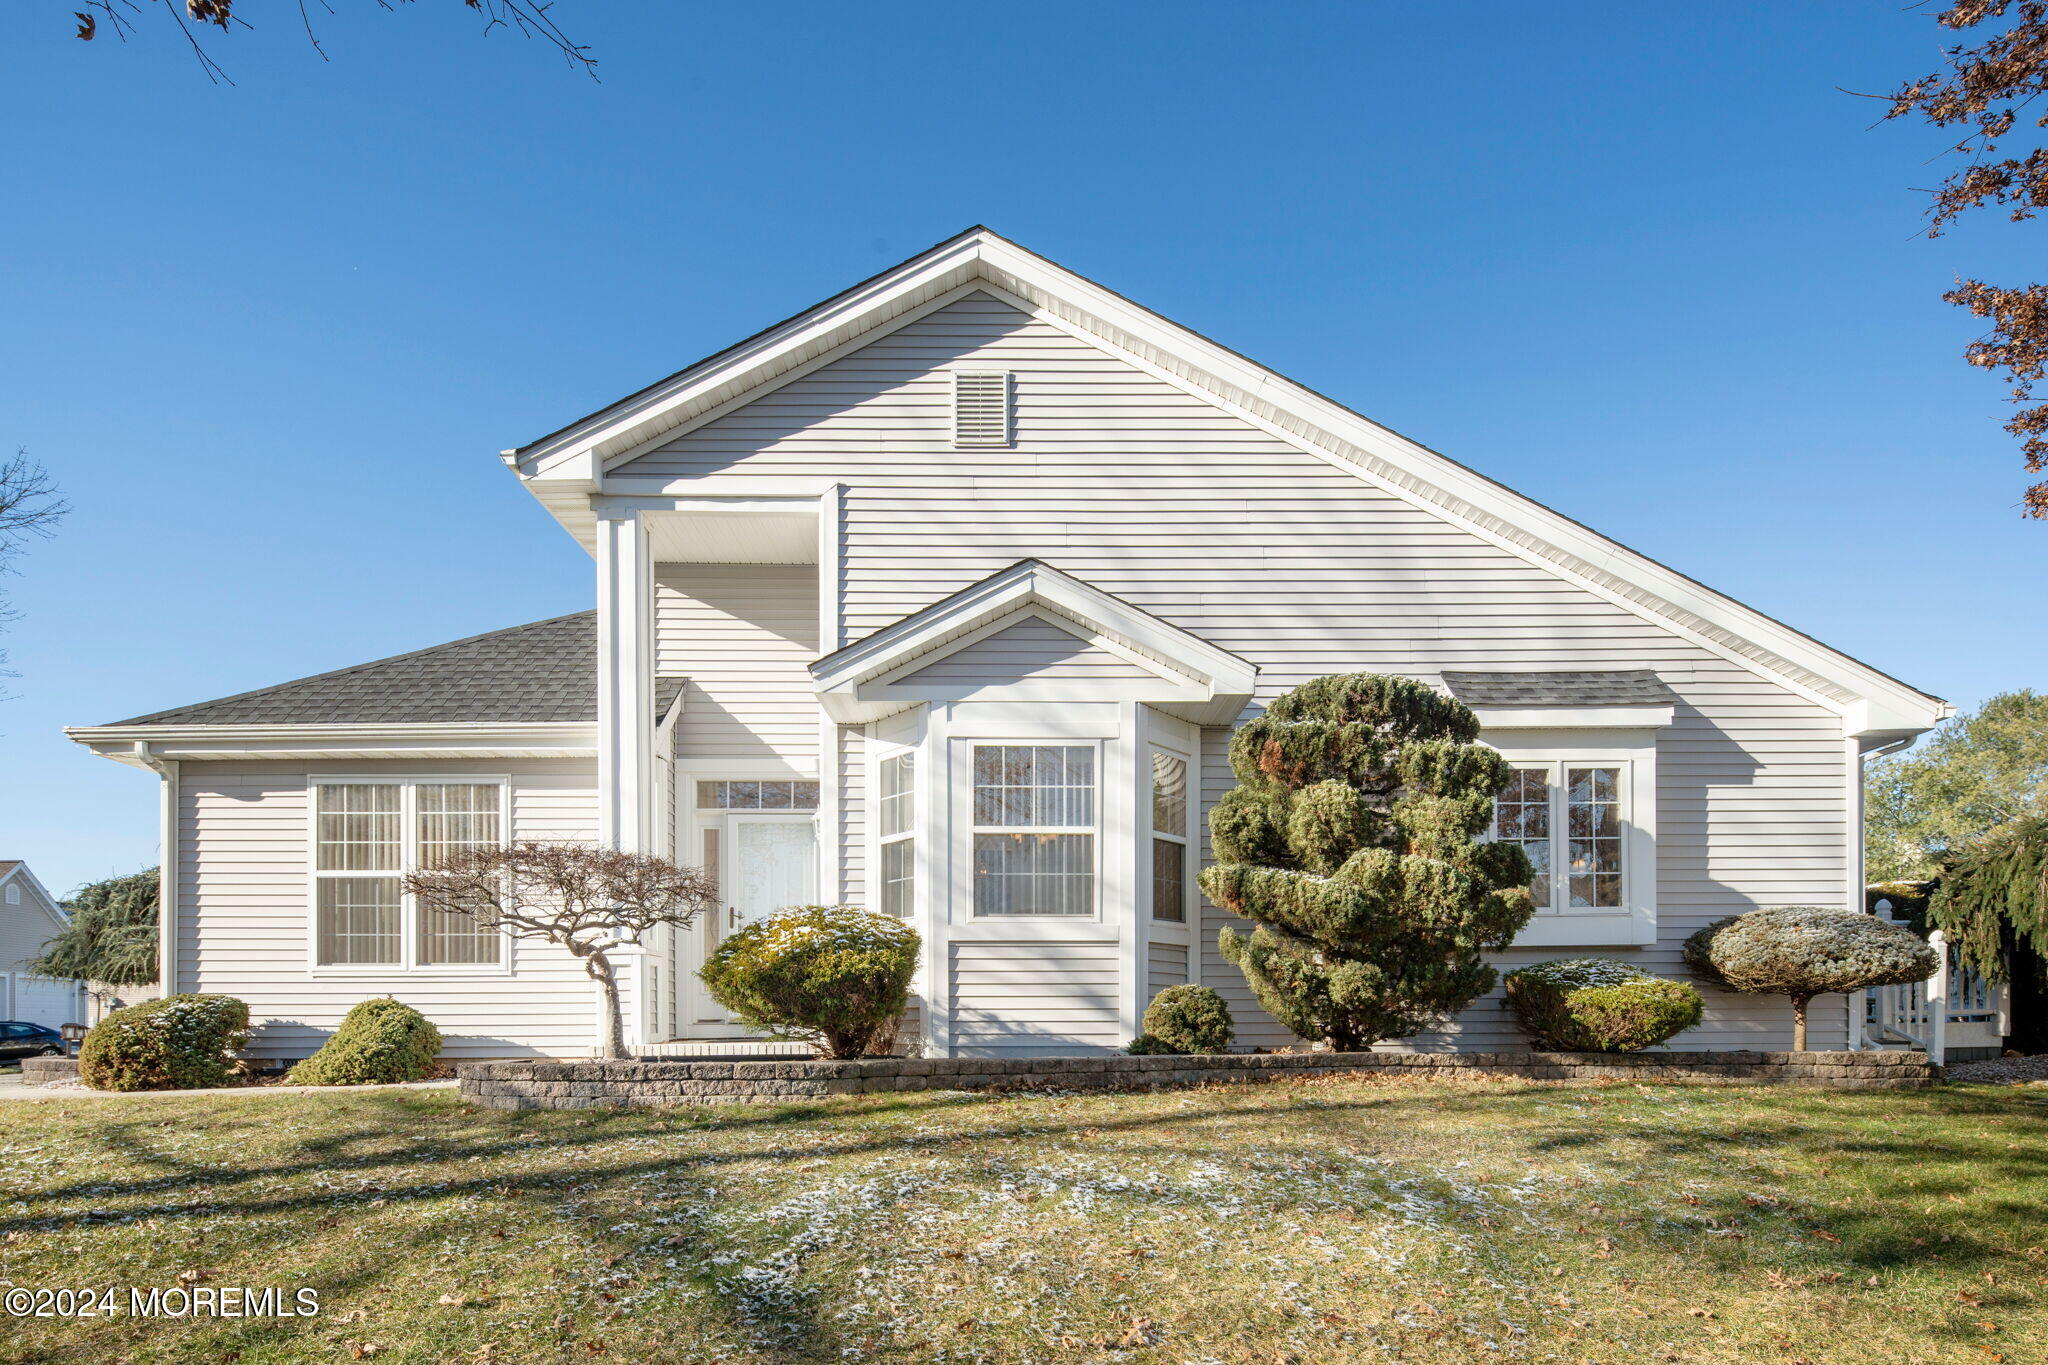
966, 739, 1103, 920
1147, 745, 1192, 924
874, 747, 917, 920
1485, 738, 1657, 948
305, 775, 512, 977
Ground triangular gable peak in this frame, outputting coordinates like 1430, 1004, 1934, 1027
0, 862, 69, 933
512, 227, 1949, 738
811, 560, 1257, 724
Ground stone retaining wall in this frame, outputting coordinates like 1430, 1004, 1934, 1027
458, 1049, 1934, 1109
19, 1056, 79, 1085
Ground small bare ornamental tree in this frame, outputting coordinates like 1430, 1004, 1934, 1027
402, 842, 717, 1059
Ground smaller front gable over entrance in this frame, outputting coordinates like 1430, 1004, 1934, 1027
812, 560, 1256, 724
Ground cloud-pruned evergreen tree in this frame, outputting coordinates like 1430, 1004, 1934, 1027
1199, 673, 1537, 1050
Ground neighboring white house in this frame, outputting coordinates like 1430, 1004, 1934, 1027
68, 228, 1953, 1061
0, 861, 88, 1032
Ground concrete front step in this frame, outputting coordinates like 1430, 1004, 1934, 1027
637, 1039, 813, 1059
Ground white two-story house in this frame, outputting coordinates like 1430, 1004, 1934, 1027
68, 228, 1950, 1061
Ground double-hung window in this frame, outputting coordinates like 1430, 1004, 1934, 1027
971, 744, 1096, 916
877, 752, 915, 918
313, 779, 505, 969
1150, 749, 1189, 922
1493, 762, 1626, 914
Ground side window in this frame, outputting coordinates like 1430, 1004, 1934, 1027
1150, 750, 1189, 922
1492, 761, 1627, 913
877, 752, 915, 918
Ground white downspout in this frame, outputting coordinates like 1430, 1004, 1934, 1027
132, 742, 179, 1000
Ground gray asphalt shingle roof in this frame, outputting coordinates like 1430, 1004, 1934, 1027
1439, 670, 1678, 708
102, 612, 661, 727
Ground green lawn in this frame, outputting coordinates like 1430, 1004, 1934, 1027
0, 1076, 2042, 1365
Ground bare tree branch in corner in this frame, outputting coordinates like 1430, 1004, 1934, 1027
69, 0, 596, 84
0, 451, 70, 682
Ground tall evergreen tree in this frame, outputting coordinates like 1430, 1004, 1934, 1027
1200, 674, 1536, 1049
31, 867, 158, 987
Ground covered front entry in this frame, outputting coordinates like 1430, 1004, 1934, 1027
676, 777, 820, 1039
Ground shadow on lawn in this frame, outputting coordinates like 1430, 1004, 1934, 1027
6, 1081, 2044, 1362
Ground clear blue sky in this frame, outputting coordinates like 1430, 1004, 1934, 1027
1, 2, 2039, 896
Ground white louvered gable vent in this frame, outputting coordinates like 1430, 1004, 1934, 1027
951, 370, 1011, 447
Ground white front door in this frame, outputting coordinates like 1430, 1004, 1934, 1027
684, 812, 818, 1033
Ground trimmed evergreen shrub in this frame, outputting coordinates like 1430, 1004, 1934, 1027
1503, 958, 1703, 1052
1141, 984, 1235, 1053
1200, 672, 1537, 1049
78, 994, 250, 1092
699, 905, 920, 1059
287, 998, 443, 1086
1124, 1032, 1179, 1055
1684, 906, 1937, 1049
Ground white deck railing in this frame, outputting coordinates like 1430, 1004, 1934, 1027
1865, 926, 2009, 1058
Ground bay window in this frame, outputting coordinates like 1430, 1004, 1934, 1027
971, 744, 1096, 916
312, 779, 505, 969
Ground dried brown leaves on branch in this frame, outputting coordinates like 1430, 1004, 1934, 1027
71, 0, 595, 84
1884, 1, 2048, 514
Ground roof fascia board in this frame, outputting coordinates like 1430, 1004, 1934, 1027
521, 245, 984, 478
868, 603, 1200, 689
594, 281, 998, 474
813, 562, 1250, 691
513, 227, 1942, 735
813, 561, 1257, 724
967, 240, 1944, 733
1470, 705, 1677, 730
68, 722, 598, 761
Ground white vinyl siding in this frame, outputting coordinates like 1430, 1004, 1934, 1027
950, 940, 1120, 1057
617, 290, 1856, 1052
174, 758, 600, 1060
1146, 941, 1189, 1003
655, 563, 819, 771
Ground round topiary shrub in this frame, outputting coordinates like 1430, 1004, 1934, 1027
1141, 984, 1235, 1054
1684, 906, 1938, 1049
78, 994, 250, 1091
287, 998, 443, 1086
1504, 958, 1703, 1053
699, 905, 920, 1059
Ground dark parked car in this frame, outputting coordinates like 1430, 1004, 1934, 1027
0, 1022, 66, 1060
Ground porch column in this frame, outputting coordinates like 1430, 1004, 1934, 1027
596, 503, 653, 1053
596, 504, 654, 852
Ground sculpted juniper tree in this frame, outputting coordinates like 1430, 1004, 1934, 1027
403, 843, 716, 1059
1882, 1, 2048, 515
1199, 673, 1538, 1050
